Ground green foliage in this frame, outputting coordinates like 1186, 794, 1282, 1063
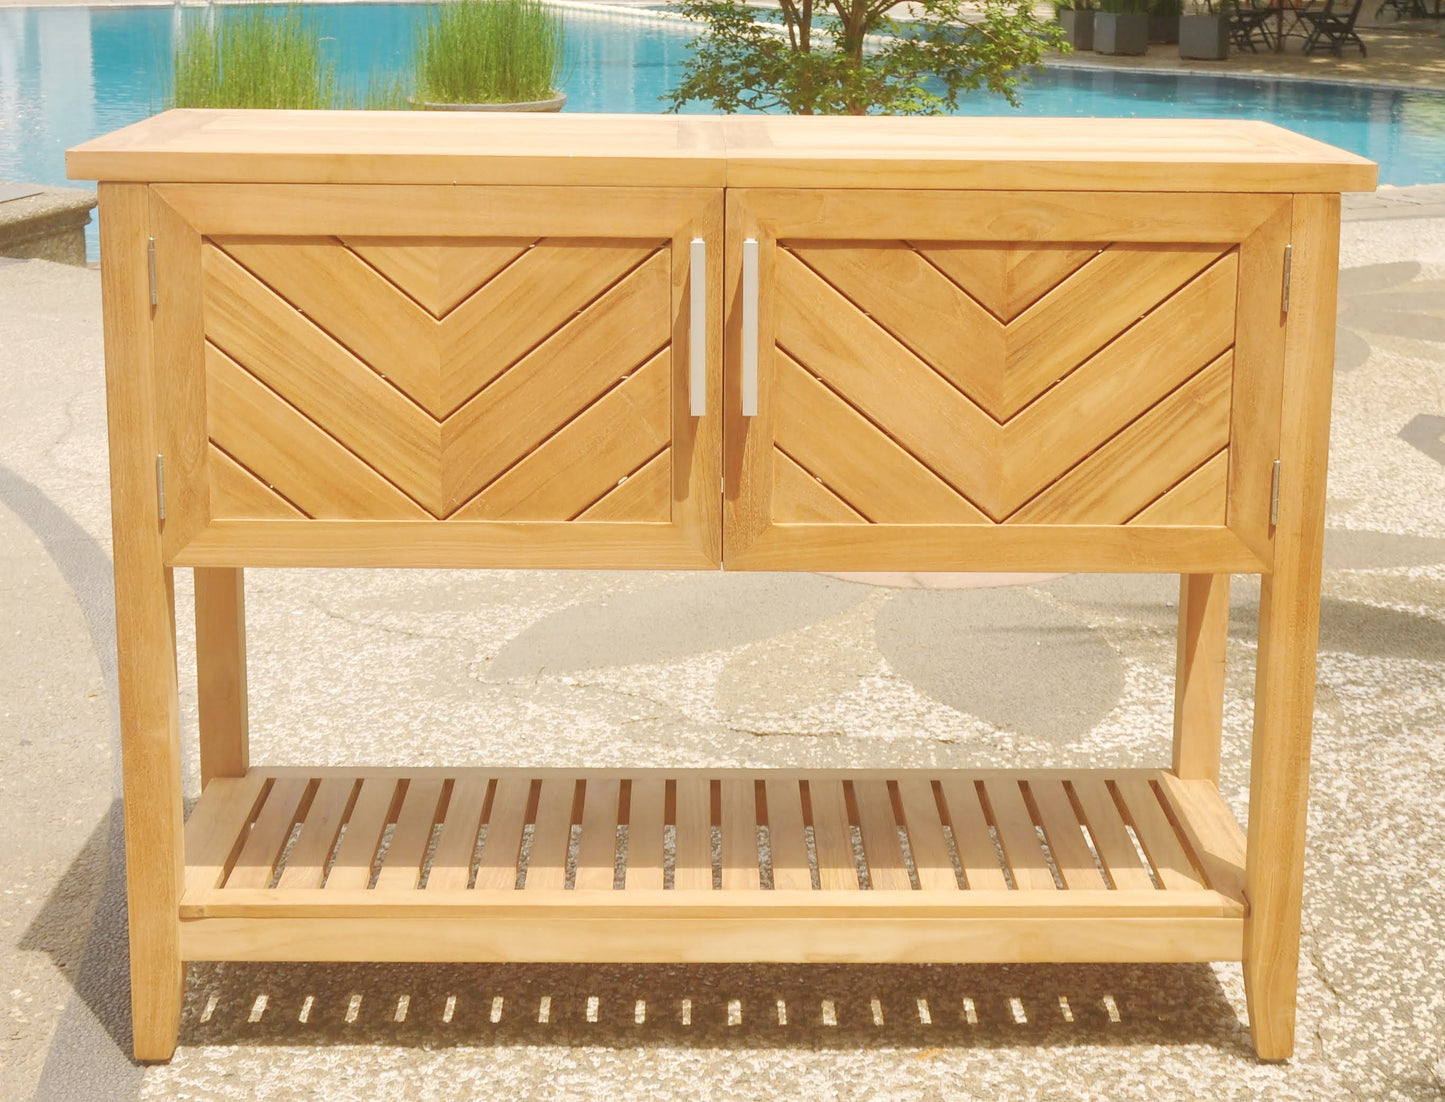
414, 0, 564, 105
1053, 0, 1094, 11
665, 0, 1064, 116
1096, 0, 1148, 13
171, 6, 338, 110
1150, 0, 1183, 16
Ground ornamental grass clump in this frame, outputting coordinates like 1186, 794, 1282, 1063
414, 0, 564, 105
171, 7, 339, 110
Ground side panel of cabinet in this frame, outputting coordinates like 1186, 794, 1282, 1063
723, 190, 1291, 572
150, 184, 724, 569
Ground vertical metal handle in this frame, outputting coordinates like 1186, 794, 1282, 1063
689, 237, 706, 417
741, 237, 759, 418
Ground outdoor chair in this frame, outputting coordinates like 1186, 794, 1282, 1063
1230, 0, 1278, 50
1301, 0, 1367, 54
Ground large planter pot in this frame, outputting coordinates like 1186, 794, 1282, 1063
1094, 12, 1150, 54
1179, 13, 1230, 58
1058, 8, 1095, 50
415, 92, 567, 112
1148, 14, 1180, 42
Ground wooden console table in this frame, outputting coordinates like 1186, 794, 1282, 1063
68, 112, 1375, 1062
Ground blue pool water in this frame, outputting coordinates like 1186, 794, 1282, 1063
3, 2, 1443, 253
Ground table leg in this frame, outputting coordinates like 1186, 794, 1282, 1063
101, 183, 186, 1061
195, 567, 249, 785
1243, 194, 1339, 1061
1173, 573, 1230, 784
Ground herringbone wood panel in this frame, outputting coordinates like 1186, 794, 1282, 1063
772, 239, 1239, 526
200, 235, 675, 523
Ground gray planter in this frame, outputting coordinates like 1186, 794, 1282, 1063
1058, 8, 1095, 50
1148, 14, 1180, 42
1178, 13, 1229, 58
415, 92, 567, 112
1094, 12, 1149, 54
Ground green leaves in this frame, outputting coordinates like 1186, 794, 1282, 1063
414, 0, 564, 106
665, 0, 1065, 115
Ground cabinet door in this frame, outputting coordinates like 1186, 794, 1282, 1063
723, 189, 1292, 572
148, 185, 722, 568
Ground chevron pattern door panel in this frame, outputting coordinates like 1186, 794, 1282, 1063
146, 185, 723, 568
724, 190, 1292, 571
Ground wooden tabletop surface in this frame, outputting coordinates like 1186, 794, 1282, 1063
67, 110, 1378, 193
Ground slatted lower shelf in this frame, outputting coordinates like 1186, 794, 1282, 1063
180, 767, 1248, 964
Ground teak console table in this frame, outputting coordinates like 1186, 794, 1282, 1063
68, 111, 1375, 1062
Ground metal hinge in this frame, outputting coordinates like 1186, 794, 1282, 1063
147, 236, 157, 307
1269, 459, 1281, 528
1281, 243, 1293, 315
155, 455, 166, 522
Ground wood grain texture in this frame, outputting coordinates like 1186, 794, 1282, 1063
70, 112, 1375, 192
1244, 193, 1340, 1061
1173, 573, 1231, 783
193, 567, 249, 785
99, 183, 186, 1060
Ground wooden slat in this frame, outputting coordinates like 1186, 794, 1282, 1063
773, 351, 990, 524
807, 779, 859, 891
440, 251, 671, 513
475, 778, 531, 891
770, 449, 865, 524
574, 778, 622, 891
1001, 243, 1224, 418
1007, 351, 1233, 525
452, 350, 671, 521
214, 236, 445, 417
625, 777, 666, 891
720, 779, 761, 891
1113, 777, 1206, 892
852, 781, 911, 891
208, 446, 306, 519
916, 242, 1099, 322
344, 237, 534, 318
576, 449, 672, 522
1025, 780, 1107, 891
375, 778, 447, 891
774, 248, 1001, 517
1156, 774, 1247, 904
673, 777, 713, 891
440, 239, 664, 413
894, 779, 958, 891
981, 779, 1056, 892
205, 345, 430, 521
202, 245, 443, 514
936, 777, 1009, 891
276, 778, 357, 890
1068, 778, 1156, 892
787, 242, 1005, 414
524, 778, 577, 890
224, 776, 312, 890
324, 778, 399, 891
1002, 252, 1239, 511
1130, 451, 1230, 526
426, 776, 491, 892
184, 773, 269, 893
763, 778, 813, 891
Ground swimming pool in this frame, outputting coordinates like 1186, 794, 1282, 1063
3, 2, 1442, 255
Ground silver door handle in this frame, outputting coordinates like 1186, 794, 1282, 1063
741, 237, 759, 418
690, 237, 706, 417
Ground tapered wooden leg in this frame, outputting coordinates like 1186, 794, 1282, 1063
102, 183, 186, 1061
195, 567, 249, 786
1173, 573, 1230, 784
1243, 193, 1340, 1062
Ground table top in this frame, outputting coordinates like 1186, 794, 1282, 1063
68, 111, 1378, 193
